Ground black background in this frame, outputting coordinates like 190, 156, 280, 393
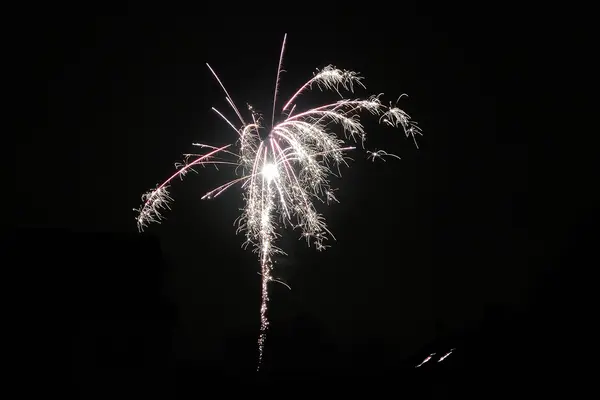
11, 5, 595, 398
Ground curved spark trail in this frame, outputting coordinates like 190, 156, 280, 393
134, 35, 423, 370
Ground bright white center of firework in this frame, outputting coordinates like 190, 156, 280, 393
262, 163, 279, 182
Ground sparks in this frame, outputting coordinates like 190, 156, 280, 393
438, 348, 455, 362
134, 34, 423, 370
367, 149, 402, 162
416, 353, 436, 368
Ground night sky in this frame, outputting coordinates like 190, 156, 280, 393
12, 9, 595, 398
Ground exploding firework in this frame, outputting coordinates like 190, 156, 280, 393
134, 34, 422, 369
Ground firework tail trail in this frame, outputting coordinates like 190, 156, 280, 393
257, 146, 273, 369
135, 34, 423, 371
256, 33, 289, 370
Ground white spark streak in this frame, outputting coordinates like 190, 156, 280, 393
367, 149, 402, 162
416, 353, 436, 368
438, 348, 455, 362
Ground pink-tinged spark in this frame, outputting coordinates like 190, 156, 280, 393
206, 63, 245, 125
287, 104, 297, 118
135, 144, 231, 231
201, 175, 254, 200
151, 145, 231, 193
438, 348, 455, 362
211, 107, 242, 138
415, 353, 436, 368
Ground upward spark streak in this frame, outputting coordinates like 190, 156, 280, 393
271, 33, 287, 129
135, 35, 422, 370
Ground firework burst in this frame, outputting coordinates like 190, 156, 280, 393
134, 34, 422, 369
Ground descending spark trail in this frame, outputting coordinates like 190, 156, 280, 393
134, 35, 423, 370
367, 149, 402, 162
